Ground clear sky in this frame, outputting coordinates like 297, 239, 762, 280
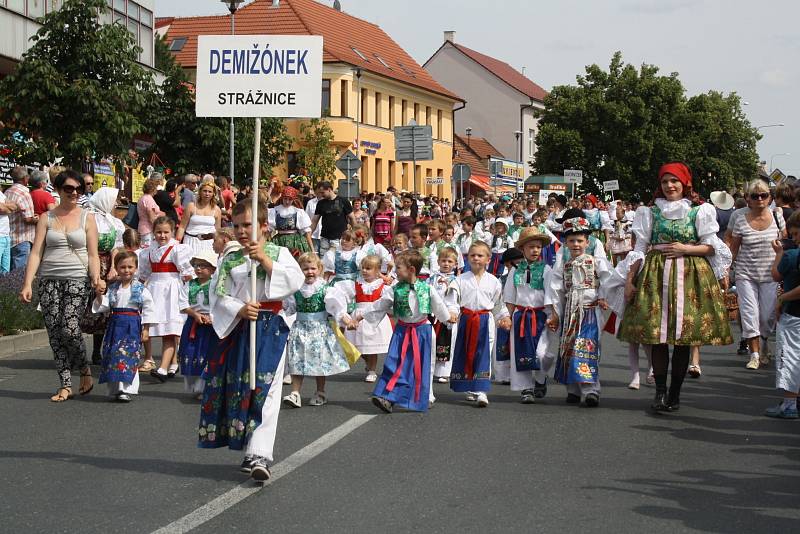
157, 0, 800, 177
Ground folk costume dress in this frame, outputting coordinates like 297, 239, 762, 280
178, 278, 219, 394
488, 233, 515, 277
359, 239, 393, 273
93, 281, 155, 397
428, 271, 457, 379
446, 271, 510, 393
328, 277, 393, 356
138, 239, 193, 337
370, 279, 451, 412
323, 248, 360, 283
283, 280, 349, 377
182, 213, 217, 255
618, 199, 733, 346
503, 261, 553, 392
583, 206, 612, 252
548, 250, 613, 398
198, 242, 303, 461
268, 204, 312, 258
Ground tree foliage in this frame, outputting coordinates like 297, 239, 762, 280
0, 0, 153, 168
297, 118, 337, 184
145, 36, 291, 184
533, 52, 760, 199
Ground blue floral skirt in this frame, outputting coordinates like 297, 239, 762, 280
450, 312, 492, 393
179, 316, 219, 377
198, 311, 289, 451
285, 313, 349, 376
99, 309, 141, 385
554, 308, 600, 385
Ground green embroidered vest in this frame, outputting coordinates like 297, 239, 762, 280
650, 206, 699, 245
215, 242, 281, 296
393, 280, 431, 317
294, 285, 327, 313
97, 225, 117, 253
513, 260, 546, 290
188, 279, 211, 305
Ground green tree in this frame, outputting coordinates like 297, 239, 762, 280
534, 52, 759, 199
296, 118, 337, 184
0, 0, 154, 168
146, 36, 291, 183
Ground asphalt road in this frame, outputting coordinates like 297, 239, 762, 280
1, 334, 798, 534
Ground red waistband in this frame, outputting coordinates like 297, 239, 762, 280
397, 319, 428, 328
460, 307, 489, 316
515, 305, 545, 312
515, 306, 545, 338
258, 301, 283, 313
112, 310, 140, 316
151, 262, 179, 273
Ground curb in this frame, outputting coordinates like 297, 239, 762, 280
0, 329, 51, 359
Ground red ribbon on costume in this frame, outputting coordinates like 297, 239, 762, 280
258, 301, 283, 314
516, 306, 544, 338
461, 307, 489, 379
604, 312, 618, 335
355, 282, 384, 303
112, 310, 140, 316
189, 319, 198, 340
385, 319, 427, 402
151, 245, 179, 273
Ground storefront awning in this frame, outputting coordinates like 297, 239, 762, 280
468, 174, 490, 191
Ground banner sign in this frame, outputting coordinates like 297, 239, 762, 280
195, 35, 323, 118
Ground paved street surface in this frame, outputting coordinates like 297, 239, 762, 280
1, 334, 798, 533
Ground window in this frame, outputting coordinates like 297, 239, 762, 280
169, 37, 187, 52
340, 79, 348, 117
401, 99, 407, 125
140, 7, 152, 27
113, 0, 124, 10
425, 106, 431, 126
127, 18, 138, 43
375, 158, 383, 191
140, 26, 153, 66
436, 110, 442, 139
360, 88, 368, 124
388, 161, 396, 188
375, 54, 392, 69
374, 92, 382, 127
127, 1, 138, 20
414, 103, 419, 123
397, 61, 416, 78
360, 156, 369, 185
28, 0, 45, 18
351, 47, 369, 62
402, 163, 410, 190
388, 96, 395, 128
528, 128, 535, 157
7, 0, 24, 14
321, 79, 331, 116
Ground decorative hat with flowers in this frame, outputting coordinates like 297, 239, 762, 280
561, 217, 592, 236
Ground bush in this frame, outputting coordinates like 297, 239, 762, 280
0, 270, 44, 336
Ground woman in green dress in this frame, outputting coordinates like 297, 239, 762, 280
619, 162, 732, 412
268, 186, 313, 258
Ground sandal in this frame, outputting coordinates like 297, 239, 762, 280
139, 359, 156, 373
79, 369, 94, 396
50, 387, 73, 402
687, 364, 701, 378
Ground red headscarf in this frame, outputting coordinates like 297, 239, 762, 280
584, 194, 599, 207
281, 186, 298, 200
656, 162, 693, 199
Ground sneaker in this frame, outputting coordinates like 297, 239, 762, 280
239, 455, 255, 474
250, 457, 271, 482
737, 340, 749, 355
435, 376, 449, 384
584, 393, 600, 407
282, 391, 301, 408
117, 393, 131, 403
520, 389, 536, 404
364, 371, 378, 383
764, 403, 799, 419
476, 392, 489, 407
746, 354, 760, 370
465, 392, 477, 402
371, 396, 393, 413
533, 380, 548, 399
282, 374, 292, 385
308, 391, 327, 406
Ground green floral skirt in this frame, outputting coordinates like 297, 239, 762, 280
272, 232, 311, 258
618, 251, 732, 346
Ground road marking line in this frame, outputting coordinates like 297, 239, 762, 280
152, 414, 376, 534
0, 375, 14, 383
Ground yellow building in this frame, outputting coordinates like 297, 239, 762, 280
161, 0, 463, 198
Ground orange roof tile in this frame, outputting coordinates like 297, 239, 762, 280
435, 41, 548, 102
155, 17, 174, 29
164, 0, 461, 102
453, 134, 504, 178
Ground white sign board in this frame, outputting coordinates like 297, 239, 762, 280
426, 177, 444, 186
195, 35, 323, 118
603, 180, 620, 192
539, 189, 562, 205
516, 181, 524, 194
564, 169, 583, 184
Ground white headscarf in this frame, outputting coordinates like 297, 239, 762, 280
89, 186, 118, 215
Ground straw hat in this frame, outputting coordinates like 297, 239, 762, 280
709, 191, 734, 210
515, 227, 551, 248
191, 250, 218, 269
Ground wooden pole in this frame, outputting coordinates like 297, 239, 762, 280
249, 117, 262, 390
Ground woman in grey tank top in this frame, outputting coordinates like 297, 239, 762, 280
19, 169, 100, 402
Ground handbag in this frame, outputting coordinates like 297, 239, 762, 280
329, 319, 362, 366
122, 202, 139, 229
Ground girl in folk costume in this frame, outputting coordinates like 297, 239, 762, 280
582, 194, 613, 250
353, 224, 394, 275
198, 201, 303, 482
94, 251, 155, 402
503, 229, 553, 403
547, 217, 613, 407
447, 242, 512, 407
488, 220, 515, 277
619, 163, 732, 412
455, 216, 485, 273
323, 230, 360, 283
370, 250, 456, 413
267, 186, 313, 258
281, 253, 350, 408
428, 247, 459, 383
532, 208, 560, 266
178, 251, 219, 398
138, 216, 194, 382
327, 255, 393, 383
176, 179, 222, 256
608, 201, 633, 266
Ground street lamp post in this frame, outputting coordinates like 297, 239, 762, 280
770, 153, 791, 172
756, 123, 785, 130
222, 1, 244, 185
515, 130, 522, 198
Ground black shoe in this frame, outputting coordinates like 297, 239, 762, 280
520, 389, 536, 404
584, 393, 600, 407
167, 368, 177, 379
534, 380, 547, 399
250, 457, 271, 482
651, 391, 669, 412
566, 393, 581, 404
240, 455, 255, 474
150, 369, 166, 383
666, 391, 681, 412
737, 340, 748, 355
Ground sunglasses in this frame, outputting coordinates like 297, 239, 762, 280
749, 192, 770, 201
61, 184, 85, 194
84, 181, 94, 186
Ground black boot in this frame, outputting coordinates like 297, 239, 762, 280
651, 388, 669, 412
666, 388, 681, 412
